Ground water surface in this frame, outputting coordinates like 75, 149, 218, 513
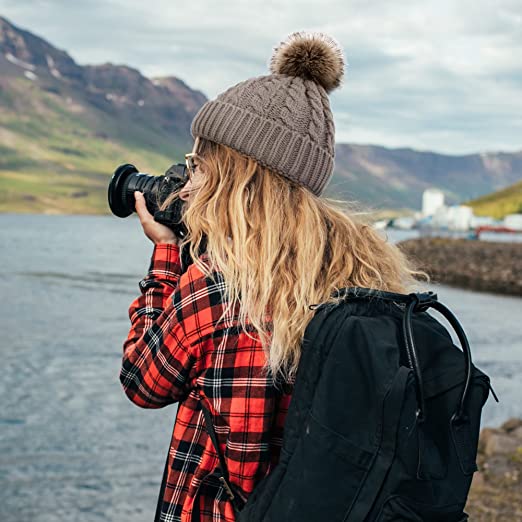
0, 214, 520, 522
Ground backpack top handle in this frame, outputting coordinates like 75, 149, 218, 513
402, 292, 473, 424
421, 298, 473, 423
323, 287, 474, 425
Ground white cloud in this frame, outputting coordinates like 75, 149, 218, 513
1, 0, 521, 154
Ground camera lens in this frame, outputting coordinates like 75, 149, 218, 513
108, 164, 137, 217
108, 164, 157, 218
108, 162, 187, 217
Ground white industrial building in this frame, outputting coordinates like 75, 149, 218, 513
391, 188, 522, 234
470, 215, 496, 227
504, 214, 522, 230
422, 188, 445, 217
431, 204, 474, 231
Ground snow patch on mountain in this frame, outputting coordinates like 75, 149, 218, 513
46, 54, 62, 78
5, 52, 35, 71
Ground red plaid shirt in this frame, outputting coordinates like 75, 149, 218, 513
120, 243, 293, 521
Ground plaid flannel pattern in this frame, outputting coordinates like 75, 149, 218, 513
120, 244, 292, 521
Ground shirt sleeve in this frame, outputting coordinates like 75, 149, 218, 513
120, 243, 200, 408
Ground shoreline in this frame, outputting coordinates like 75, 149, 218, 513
397, 237, 522, 297
467, 418, 522, 520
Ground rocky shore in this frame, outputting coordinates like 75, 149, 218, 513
466, 418, 522, 520
396, 237, 522, 296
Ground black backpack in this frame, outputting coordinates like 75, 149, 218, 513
197, 286, 499, 521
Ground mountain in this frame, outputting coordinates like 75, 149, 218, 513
1, 15, 521, 215
0, 15, 206, 213
330, 144, 522, 212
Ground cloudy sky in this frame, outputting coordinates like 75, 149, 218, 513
1, 0, 521, 154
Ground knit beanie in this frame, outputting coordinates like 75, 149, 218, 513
190, 31, 346, 196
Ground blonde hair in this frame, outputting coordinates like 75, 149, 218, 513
160, 139, 429, 382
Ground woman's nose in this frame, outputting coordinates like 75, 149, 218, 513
179, 181, 192, 201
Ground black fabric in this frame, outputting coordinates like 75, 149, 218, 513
233, 286, 496, 522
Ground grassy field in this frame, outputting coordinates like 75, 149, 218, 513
0, 77, 185, 214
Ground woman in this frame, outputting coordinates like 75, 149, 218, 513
120, 31, 428, 522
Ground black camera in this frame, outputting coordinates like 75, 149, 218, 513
108, 162, 206, 270
108, 162, 189, 237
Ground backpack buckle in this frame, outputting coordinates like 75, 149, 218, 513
219, 476, 236, 501
408, 291, 438, 312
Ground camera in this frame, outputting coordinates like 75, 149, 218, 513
108, 162, 207, 270
108, 162, 189, 237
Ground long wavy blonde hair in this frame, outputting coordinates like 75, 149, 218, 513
160, 138, 430, 382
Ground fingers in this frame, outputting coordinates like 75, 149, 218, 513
134, 191, 152, 223
134, 190, 180, 245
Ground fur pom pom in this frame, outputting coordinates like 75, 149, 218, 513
269, 31, 345, 93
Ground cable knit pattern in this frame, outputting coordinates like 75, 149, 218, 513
190, 67, 337, 196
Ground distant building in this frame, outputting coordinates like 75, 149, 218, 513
503, 214, 522, 230
422, 188, 445, 216
431, 205, 474, 230
470, 215, 496, 228
449, 205, 474, 230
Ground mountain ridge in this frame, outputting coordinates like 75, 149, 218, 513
1, 14, 521, 215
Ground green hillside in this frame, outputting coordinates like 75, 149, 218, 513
465, 178, 522, 219
0, 77, 185, 214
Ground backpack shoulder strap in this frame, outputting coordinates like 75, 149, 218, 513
199, 400, 246, 513
199, 301, 343, 513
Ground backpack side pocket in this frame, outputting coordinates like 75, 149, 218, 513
375, 495, 468, 522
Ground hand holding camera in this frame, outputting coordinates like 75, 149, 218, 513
133, 191, 180, 246
107, 162, 189, 237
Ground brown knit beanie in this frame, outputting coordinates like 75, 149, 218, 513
190, 31, 346, 196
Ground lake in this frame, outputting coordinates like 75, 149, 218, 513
1, 214, 520, 522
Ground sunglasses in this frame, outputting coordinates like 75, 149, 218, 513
184, 152, 199, 180
184, 137, 201, 180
